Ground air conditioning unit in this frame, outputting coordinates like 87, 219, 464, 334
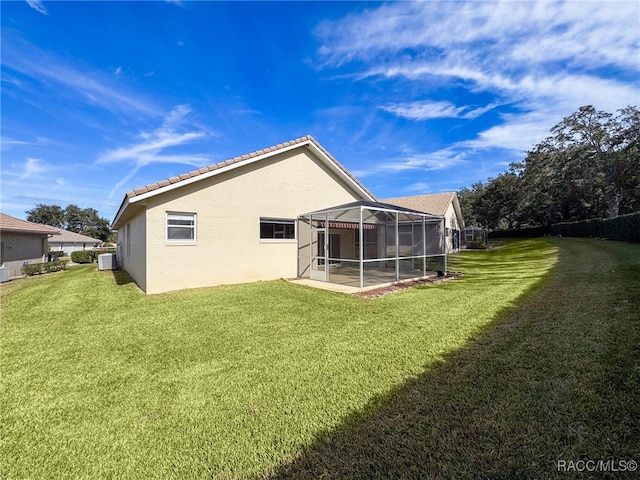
98, 253, 116, 270
0, 267, 9, 283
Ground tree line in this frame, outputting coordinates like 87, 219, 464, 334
459, 105, 640, 231
26, 204, 114, 242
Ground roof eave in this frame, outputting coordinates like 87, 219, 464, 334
111, 197, 130, 230
0, 227, 61, 235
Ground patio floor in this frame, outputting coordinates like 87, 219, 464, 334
289, 263, 441, 293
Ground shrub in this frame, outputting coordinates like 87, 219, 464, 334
48, 251, 65, 258
44, 260, 69, 273
551, 218, 603, 238
601, 212, 640, 243
71, 250, 93, 264
551, 212, 640, 243
21, 264, 42, 276
467, 234, 487, 249
21, 260, 69, 276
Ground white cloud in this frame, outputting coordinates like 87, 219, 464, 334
368, 64, 639, 118
317, 1, 639, 72
316, 0, 640, 155
382, 148, 466, 173
98, 105, 211, 198
381, 101, 464, 120
2, 33, 160, 118
1, 135, 69, 152
380, 100, 496, 121
353, 146, 466, 178
19, 157, 47, 180
464, 112, 556, 152
405, 182, 430, 193
1, 137, 29, 151
100, 132, 206, 164
26, 0, 47, 15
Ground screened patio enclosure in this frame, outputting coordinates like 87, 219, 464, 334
298, 201, 447, 289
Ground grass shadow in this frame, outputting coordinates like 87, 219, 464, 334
110, 268, 135, 286
269, 239, 640, 479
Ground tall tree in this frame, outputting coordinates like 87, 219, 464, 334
543, 105, 639, 218
482, 172, 523, 230
608, 106, 640, 216
459, 105, 639, 230
458, 182, 486, 226
79, 208, 112, 241
517, 105, 639, 224
64, 204, 85, 233
26, 204, 65, 228
25, 204, 114, 241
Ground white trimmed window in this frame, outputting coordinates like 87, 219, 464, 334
167, 212, 196, 242
260, 218, 295, 239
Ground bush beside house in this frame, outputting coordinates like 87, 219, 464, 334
71, 248, 116, 264
21, 260, 69, 276
71, 250, 94, 264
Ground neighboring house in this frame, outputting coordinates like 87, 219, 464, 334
382, 192, 465, 253
0, 213, 60, 277
111, 135, 447, 294
462, 225, 488, 247
47, 229, 103, 256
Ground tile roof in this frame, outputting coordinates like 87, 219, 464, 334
0, 213, 61, 235
382, 192, 458, 216
124, 135, 375, 201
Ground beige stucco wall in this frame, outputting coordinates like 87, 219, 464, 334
0, 232, 48, 277
116, 212, 147, 292
139, 148, 365, 294
443, 202, 461, 253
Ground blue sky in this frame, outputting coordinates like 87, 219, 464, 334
2, 0, 639, 222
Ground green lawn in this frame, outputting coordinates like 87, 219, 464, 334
1, 238, 638, 479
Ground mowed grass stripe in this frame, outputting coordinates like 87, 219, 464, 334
273, 238, 640, 479
3, 239, 561, 478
